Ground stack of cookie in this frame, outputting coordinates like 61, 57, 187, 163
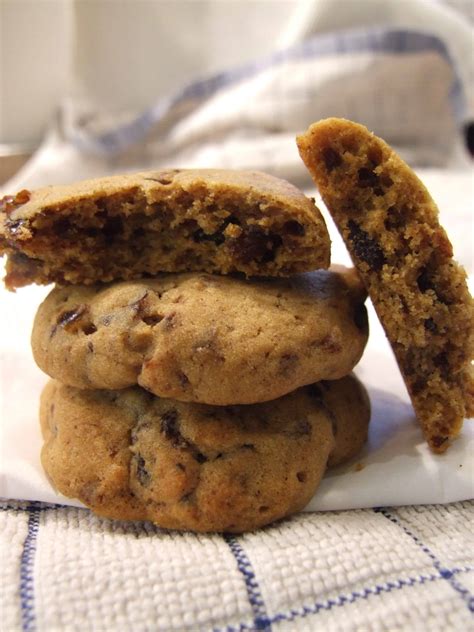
1, 169, 371, 532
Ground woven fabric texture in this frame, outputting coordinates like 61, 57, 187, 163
1, 500, 473, 631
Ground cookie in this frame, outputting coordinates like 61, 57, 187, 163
0, 169, 330, 289
32, 267, 368, 405
297, 117, 474, 452
40, 375, 370, 533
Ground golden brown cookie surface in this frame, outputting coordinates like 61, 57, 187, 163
40, 375, 370, 533
32, 268, 368, 405
297, 117, 474, 452
0, 169, 330, 289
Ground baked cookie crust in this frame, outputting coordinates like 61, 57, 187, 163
32, 268, 368, 405
0, 169, 330, 289
297, 117, 473, 452
40, 375, 370, 533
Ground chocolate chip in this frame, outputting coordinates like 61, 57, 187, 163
228, 226, 282, 264
103, 216, 123, 243
135, 454, 151, 486
424, 318, 438, 333
192, 228, 225, 246
410, 378, 425, 395
279, 353, 299, 376
162, 312, 177, 330
384, 206, 406, 230
82, 323, 97, 335
160, 410, 187, 448
241, 443, 256, 451
142, 314, 163, 326
53, 218, 72, 236
296, 471, 307, 483
57, 305, 88, 329
348, 220, 386, 271
416, 267, 452, 305
417, 268, 434, 293
261, 235, 283, 263
380, 174, 394, 188
177, 371, 190, 388
283, 220, 305, 236
319, 334, 342, 354
322, 147, 342, 171
192, 215, 240, 246
175, 190, 194, 208
193, 452, 208, 464
432, 435, 448, 449
434, 351, 449, 374
131, 291, 149, 313
368, 146, 383, 166
357, 167, 379, 188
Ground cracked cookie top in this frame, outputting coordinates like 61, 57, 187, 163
40, 374, 370, 533
32, 267, 368, 405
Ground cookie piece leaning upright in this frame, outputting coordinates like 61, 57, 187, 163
0, 169, 330, 289
32, 268, 368, 406
297, 118, 474, 453
40, 374, 370, 533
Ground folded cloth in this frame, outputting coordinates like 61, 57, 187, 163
1, 499, 473, 630
2, 28, 471, 197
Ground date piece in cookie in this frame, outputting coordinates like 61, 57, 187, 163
40, 374, 370, 533
32, 268, 368, 406
297, 117, 473, 453
0, 169, 330, 289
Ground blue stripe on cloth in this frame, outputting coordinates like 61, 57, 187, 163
223, 534, 272, 631
217, 566, 473, 631
19, 504, 41, 632
375, 508, 474, 613
68, 27, 465, 155
0, 501, 70, 513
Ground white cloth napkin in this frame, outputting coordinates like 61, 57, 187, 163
1, 170, 472, 511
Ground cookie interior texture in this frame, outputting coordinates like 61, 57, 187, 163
0, 169, 331, 289
297, 117, 474, 453
32, 268, 368, 405
40, 375, 370, 533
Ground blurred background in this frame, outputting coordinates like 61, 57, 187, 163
0, 0, 473, 189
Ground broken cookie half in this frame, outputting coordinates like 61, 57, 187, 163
0, 168, 330, 289
297, 117, 473, 453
